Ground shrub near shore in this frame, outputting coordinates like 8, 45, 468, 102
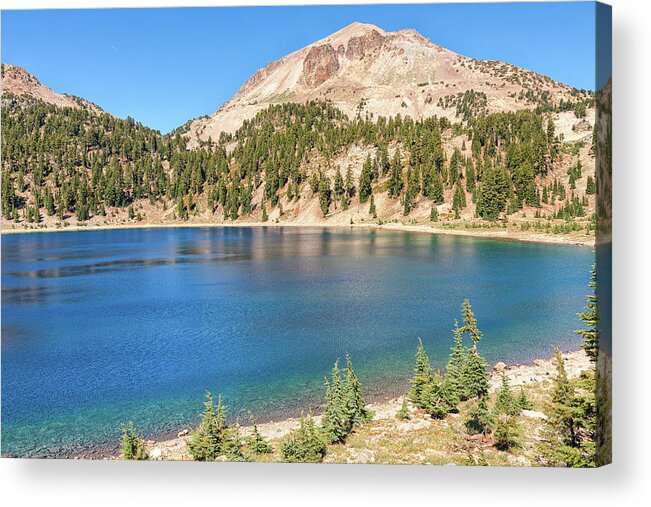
121, 269, 599, 466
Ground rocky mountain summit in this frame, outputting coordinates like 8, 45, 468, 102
185, 22, 588, 146
1, 63, 103, 114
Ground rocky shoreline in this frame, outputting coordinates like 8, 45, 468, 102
104, 349, 590, 461
1, 220, 595, 247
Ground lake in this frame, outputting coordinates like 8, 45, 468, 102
1, 226, 594, 457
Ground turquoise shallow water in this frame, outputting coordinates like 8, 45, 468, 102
1, 227, 594, 457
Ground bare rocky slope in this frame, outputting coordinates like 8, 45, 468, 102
185, 22, 589, 146
1, 63, 104, 114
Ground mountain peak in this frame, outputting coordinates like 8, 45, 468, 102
2, 63, 103, 114
185, 22, 582, 146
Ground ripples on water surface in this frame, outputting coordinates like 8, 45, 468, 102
1, 227, 594, 457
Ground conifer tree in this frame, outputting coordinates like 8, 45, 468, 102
187, 392, 234, 461
445, 321, 467, 398
121, 421, 149, 460
538, 350, 595, 467
408, 338, 434, 408
343, 353, 372, 426
576, 265, 599, 362
369, 194, 377, 218
359, 155, 373, 203
465, 397, 494, 436
423, 371, 459, 418
396, 397, 411, 420
493, 413, 523, 450
321, 359, 348, 443
460, 299, 482, 351
247, 413, 272, 455
430, 206, 438, 222
334, 168, 345, 203
516, 386, 533, 411
495, 373, 520, 416
388, 149, 403, 198
280, 415, 326, 463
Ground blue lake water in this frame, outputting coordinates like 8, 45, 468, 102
1, 227, 594, 457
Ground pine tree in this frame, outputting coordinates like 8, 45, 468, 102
408, 338, 434, 408
247, 413, 272, 455
465, 397, 494, 436
318, 176, 332, 217
538, 349, 596, 467
495, 373, 520, 416
586, 175, 596, 195
369, 194, 377, 218
516, 386, 533, 410
430, 206, 439, 222
321, 359, 348, 443
576, 265, 599, 362
445, 321, 468, 400
334, 168, 345, 203
423, 371, 459, 418
187, 392, 233, 461
343, 353, 372, 426
280, 415, 326, 463
460, 299, 482, 352
396, 397, 411, 420
388, 149, 403, 198
493, 413, 523, 450
261, 201, 268, 222
359, 155, 373, 203
121, 421, 149, 460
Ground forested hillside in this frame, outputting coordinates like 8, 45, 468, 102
2, 65, 596, 241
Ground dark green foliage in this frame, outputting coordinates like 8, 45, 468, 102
187, 392, 242, 461
516, 386, 533, 411
460, 299, 482, 351
465, 397, 494, 436
121, 421, 149, 460
452, 183, 466, 213
408, 338, 434, 408
429, 206, 438, 222
586, 175, 596, 195
343, 354, 372, 427
402, 164, 419, 215
422, 372, 459, 418
321, 359, 348, 443
476, 166, 510, 220
538, 350, 596, 467
359, 154, 373, 203
493, 414, 523, 450
445, 321, 467, 400
369, 194, 377, 218
396, 397, 411, 420
388, 149, 403, 198
318, 175, 331, 217
576, 265, 599, 362
495, 374, 520, 416
280, 416, 326, 463
247, 414, 272, 455
462, 348, 489, 400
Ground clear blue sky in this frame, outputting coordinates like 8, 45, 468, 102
2, 2, 600, 133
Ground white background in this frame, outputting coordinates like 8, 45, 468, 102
0, 0, 649, 505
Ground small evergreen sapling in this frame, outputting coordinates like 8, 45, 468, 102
495, 373, 521, 416
321, 359, 348, 443
247, 413, 272, 455
343, 354, 372, 427
396, 397, 412, 420
121, 421, 149, 460
280, 415, 327, 463
408, 338, 434, 408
